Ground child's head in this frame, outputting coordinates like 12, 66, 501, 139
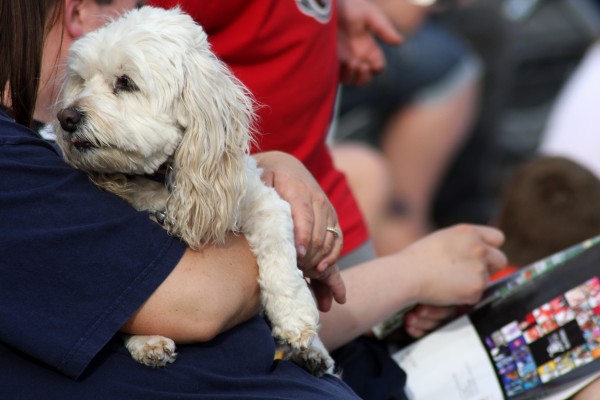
497, 156, 600, 266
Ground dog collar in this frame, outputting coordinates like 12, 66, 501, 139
147, 162, 175, 226
143, 162, 175, 193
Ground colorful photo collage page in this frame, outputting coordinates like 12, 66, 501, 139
478, 237, 600, 311
483, 277, 600, 398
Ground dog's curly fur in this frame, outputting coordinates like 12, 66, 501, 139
54, 6, 333, 376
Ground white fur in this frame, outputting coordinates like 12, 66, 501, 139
54, 6, 333, 376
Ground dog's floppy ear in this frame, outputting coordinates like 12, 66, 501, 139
167, 24, 255, 248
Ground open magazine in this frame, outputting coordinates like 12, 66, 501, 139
390, 235, 600, 400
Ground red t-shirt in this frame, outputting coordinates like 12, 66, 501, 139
148, 0, 369, 255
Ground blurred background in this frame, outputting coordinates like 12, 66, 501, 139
433, 0, 600, 227
332, 0, 600, 260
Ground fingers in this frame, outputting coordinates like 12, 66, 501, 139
316, 223, 343, 273
343, 39, 387, 85
486, 246, 508, 275
468, 224, 508, 275
474, 225, 505, 247
324, 265, 347, 305
336, 0, 401, 86
308, 197, 330, 262
349, 63, 372, 86
290, 196, 316, 260
299, 194, 342, 273
311, 266, 347, 311
453, 224, 508, 278
340, 58, 378, 86
312, 280, 333, 312
404, 305, 457, 338
364, 2, 403, 46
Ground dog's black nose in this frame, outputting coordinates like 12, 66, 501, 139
57, 107, 82, 133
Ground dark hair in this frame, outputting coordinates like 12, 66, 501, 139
497, 156, 600, 265
0, 0, 64, 127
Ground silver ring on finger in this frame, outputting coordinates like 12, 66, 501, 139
326, 226, 341, 238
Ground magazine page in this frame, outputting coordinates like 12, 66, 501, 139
476, 236, 600, 312
392, 315, 504, 400
375, 237, 600, 340
393, 235, 600, 399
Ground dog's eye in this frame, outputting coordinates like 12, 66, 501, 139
114, 74, 138, 94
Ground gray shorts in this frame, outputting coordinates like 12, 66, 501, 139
337, 240, 377, 270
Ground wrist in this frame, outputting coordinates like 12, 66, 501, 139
397, 245, 429, 305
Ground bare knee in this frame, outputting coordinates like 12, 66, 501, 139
331, 142, 392, 227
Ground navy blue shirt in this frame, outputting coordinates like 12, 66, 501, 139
0, 110, 358, 399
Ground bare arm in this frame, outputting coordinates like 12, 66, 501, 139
121, 233, 261, 343
320, 224, 507, 350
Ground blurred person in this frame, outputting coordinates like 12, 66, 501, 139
0, 0, 358, 398
489, 155, 600, 281
496, 156, 600, 267
333, 0, 482, 254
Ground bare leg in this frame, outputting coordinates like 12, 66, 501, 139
331, 142, 391, 233
331, 142, 418, 255
380, 77, 479, 248
333, 78, 479, 255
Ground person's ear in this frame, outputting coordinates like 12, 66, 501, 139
64, 0, 87, 39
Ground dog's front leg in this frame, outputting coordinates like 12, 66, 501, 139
240, 158, 334, 376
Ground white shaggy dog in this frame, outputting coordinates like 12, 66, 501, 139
54, 6, 334, 376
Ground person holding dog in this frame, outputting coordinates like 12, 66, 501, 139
4, 1, 515, 399
0, 0, 358, 398
9, 1, 600, 399
30, 0, 504, 368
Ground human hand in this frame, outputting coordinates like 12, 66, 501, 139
337, 0, 403, 86
254, 151, 346, 310
311, 264, 347, 312
404, 224, 507, 306
404, 304, 476, 338
403, 305, 462, 338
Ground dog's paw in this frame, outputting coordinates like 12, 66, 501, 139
286, 343, 335, 377
272, 323, 317, 350
124, 335, 177, 368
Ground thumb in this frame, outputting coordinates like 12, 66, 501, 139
364, 5, 403, 46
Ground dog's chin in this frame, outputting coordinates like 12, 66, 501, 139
63, 146, 134, 175
68, 144, 167, 176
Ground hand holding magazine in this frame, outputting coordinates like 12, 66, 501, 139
391, 235, 600, 400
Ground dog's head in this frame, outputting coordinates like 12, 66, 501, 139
54, 6, 255, 245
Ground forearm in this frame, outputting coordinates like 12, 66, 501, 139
319, 253, 420, 350
122, 234, 261, 342
319, 225, 506, 350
